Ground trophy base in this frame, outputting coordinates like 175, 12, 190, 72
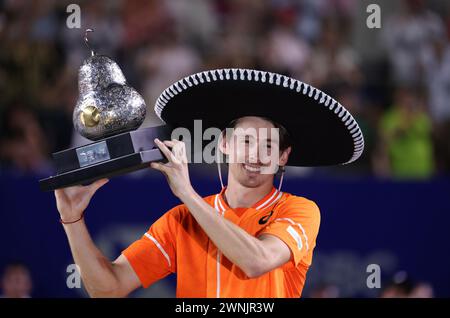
39, 126, 170, 191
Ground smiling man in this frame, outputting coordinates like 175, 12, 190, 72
54, 68, 363, 298
138, 115, 320, 297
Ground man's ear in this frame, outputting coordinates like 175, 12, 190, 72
218, 131, 229, 155
279, 146, 292, 167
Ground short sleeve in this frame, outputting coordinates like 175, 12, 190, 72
122, 205, 182, 288
258, 197, 321, 267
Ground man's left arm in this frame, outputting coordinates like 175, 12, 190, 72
151, 138, 291, 278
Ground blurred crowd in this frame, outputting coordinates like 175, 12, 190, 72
308, 270, 434, 298
0, 0, 450, 179
0, 261, 433, 298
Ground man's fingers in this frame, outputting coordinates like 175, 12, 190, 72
163, 140, 175, 147
166, 139, 186, 163
88, 178, 109, 195
150, 161, 168, 173
155, 138, 176, 162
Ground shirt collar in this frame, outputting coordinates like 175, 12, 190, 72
215, 186, 282, 212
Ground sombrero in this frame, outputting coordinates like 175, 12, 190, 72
154, 68, 364, 167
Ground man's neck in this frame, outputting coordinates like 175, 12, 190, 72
223, 177, 274, 209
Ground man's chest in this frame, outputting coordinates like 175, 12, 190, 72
176, 206, 279, 252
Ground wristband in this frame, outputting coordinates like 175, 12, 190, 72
60, 211, 85, 225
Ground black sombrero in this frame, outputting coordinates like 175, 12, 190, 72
154, 68, 364, 167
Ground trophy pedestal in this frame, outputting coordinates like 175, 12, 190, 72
39, 126, 170, 191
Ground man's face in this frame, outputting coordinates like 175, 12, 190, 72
221, 116, 290, 188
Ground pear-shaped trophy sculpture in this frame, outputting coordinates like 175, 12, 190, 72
39, 29, 170, 191
73, 29, 146, 140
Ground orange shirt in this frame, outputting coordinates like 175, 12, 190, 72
122, 187, 321, 298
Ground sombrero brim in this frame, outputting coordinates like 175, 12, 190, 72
154, 68, 364, 167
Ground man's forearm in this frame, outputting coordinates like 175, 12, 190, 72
179, 189, 271, 278
62, 220, 121, 297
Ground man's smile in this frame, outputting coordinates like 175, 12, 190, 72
243, 163, 260, 172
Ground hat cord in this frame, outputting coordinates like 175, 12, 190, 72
217, 160, 225, 189
217, 132, 225, 189
277, 166, 285, 192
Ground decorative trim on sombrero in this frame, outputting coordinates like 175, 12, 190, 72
155, 68, 364, 165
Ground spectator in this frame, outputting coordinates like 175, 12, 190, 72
304, 18, 361, 89
420, 33, 450, 175
261, 24, 311, 77
0, 262, 33, 298
134, 34, 201, 127
309, 284, 340, 298
380, 271, 434, 298
0, 103, 52, 173
420, 32, 450, 125
380, 271, 414, 298
409, 282, 434, 298
381, 0, 446, 87
375, 87, 435, 179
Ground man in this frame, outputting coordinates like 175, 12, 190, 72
55, 68, 363, 297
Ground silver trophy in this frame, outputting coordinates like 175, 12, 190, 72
73, 29, 146, 140
39, 29, 169, 191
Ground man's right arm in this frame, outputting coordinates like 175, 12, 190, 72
55, 179, 140, 298
62, 219, 140, 298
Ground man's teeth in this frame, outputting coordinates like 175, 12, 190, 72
244, 164, 260, 172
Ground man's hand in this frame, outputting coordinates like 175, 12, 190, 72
54, 178, 109, 223
151, 138, 193, 199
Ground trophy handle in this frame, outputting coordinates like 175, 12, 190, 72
84, 28, 95, 57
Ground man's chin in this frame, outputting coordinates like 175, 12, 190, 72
237, 175, 267, 188
240, 181, 261, 188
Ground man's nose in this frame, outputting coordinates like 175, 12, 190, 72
247, 142, 259, 164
